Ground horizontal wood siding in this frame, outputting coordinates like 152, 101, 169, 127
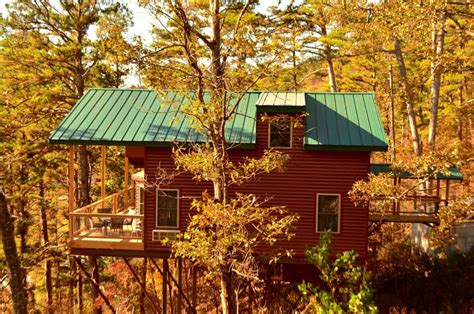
144, 114, 370, 259
126, 146, 145, 167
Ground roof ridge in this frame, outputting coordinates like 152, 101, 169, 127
86, 88, 375, 95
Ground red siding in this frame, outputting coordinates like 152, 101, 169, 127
126, 146, 145, 167
144, 115, 370, 259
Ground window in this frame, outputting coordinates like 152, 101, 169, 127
316, 194, 340, 233
269, 117, 292, 148
156, 190, 179, 228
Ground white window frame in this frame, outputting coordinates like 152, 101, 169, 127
268, 117, 293, 149
156, 189, 180, 229
138, 186, 145, 215
315, 193, 341, 234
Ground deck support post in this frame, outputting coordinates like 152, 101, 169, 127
73, 257, 115, 314
140, 257, 147, 314
177, 259, 182, 314
192, 265, 197, 310
162, 259, 168, 313
125, 157, 129, 208
122, 257, 161, 313
435, 180, 441, 213
150, 258, 196, 313
445, 179, 450, 206
69, 146, 75, 239
89, 256, 102, 314
101, 146, 106, 207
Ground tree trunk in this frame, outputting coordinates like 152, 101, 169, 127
220, 266, 236, 314
77, 272, 83, 312
88, 256, 102, 314
69, 258, 75, 309
389, 65, 396, 162
0, 190, 28, 313
457, 82, 463, 141
321, 25, 337, 92
292, 48, 298, 92
39, 179, 53, 312
428, 10, 447, 150
393, 36, 422, 156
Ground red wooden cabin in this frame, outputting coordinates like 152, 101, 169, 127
49, 89, 388, 273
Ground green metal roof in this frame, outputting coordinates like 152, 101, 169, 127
49, 89, 258, 147
304, 93, 388, 151
370, 163, 463, 180
49, 88, 388, 151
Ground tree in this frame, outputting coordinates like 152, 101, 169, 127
1, 1, 134, 311
143, 1, 298, 311
0, 189, 28, 313
298, 233, 377, 313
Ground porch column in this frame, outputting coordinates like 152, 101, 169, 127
68, 145, 75, 239
101, 146, 106, 207
124, 156, 129, 208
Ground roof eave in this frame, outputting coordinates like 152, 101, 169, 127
49, 138, 256, 149
256, 106, 305, 114
304, 144, 388, 152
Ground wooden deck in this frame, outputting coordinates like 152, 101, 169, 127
369, 214, 439, 224
71, 230, 144, 251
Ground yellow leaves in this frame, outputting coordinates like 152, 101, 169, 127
171, 192, 299, 282
174, 144, 290, 186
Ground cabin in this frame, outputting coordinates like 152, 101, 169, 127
49, 88, 388, 259
48, 89, 465, 309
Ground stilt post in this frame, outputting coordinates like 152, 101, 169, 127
150, 258, 196, 313
122, 257, 161, 313
192, 265, 197, 310
140, 258, 147, 314
177, 259, 182, 314
162, 259, 168, 314
73, 257, 115, 314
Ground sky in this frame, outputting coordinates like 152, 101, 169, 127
0, 0, 286, 45
0, 0, 288, 86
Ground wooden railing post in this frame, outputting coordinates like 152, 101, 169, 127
435, 180, 441, 213
101, 146, 106, 208
445, 179, 450, 206
69, 146, 75, 239
124, 157, 129, 208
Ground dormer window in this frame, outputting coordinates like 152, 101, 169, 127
269, 117, 292, 148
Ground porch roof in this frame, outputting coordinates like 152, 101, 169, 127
370, 163, 463, 180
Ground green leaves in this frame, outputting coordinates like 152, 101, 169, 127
299, 233, 377, 313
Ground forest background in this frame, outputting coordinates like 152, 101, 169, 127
0, 0, 472, 312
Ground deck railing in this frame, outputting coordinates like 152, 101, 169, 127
74, 186, 135, 214
69, 186, 144, 250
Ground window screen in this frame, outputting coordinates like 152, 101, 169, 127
269, 117, 291, 148
317, 194, 340, 233
156, 190, 178, 227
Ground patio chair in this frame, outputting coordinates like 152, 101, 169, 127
97, 207, 113, 227
123, 208, 136, 232
110, 218, 125, 235
131, 219, 142, 237
88, 217, 105, 233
